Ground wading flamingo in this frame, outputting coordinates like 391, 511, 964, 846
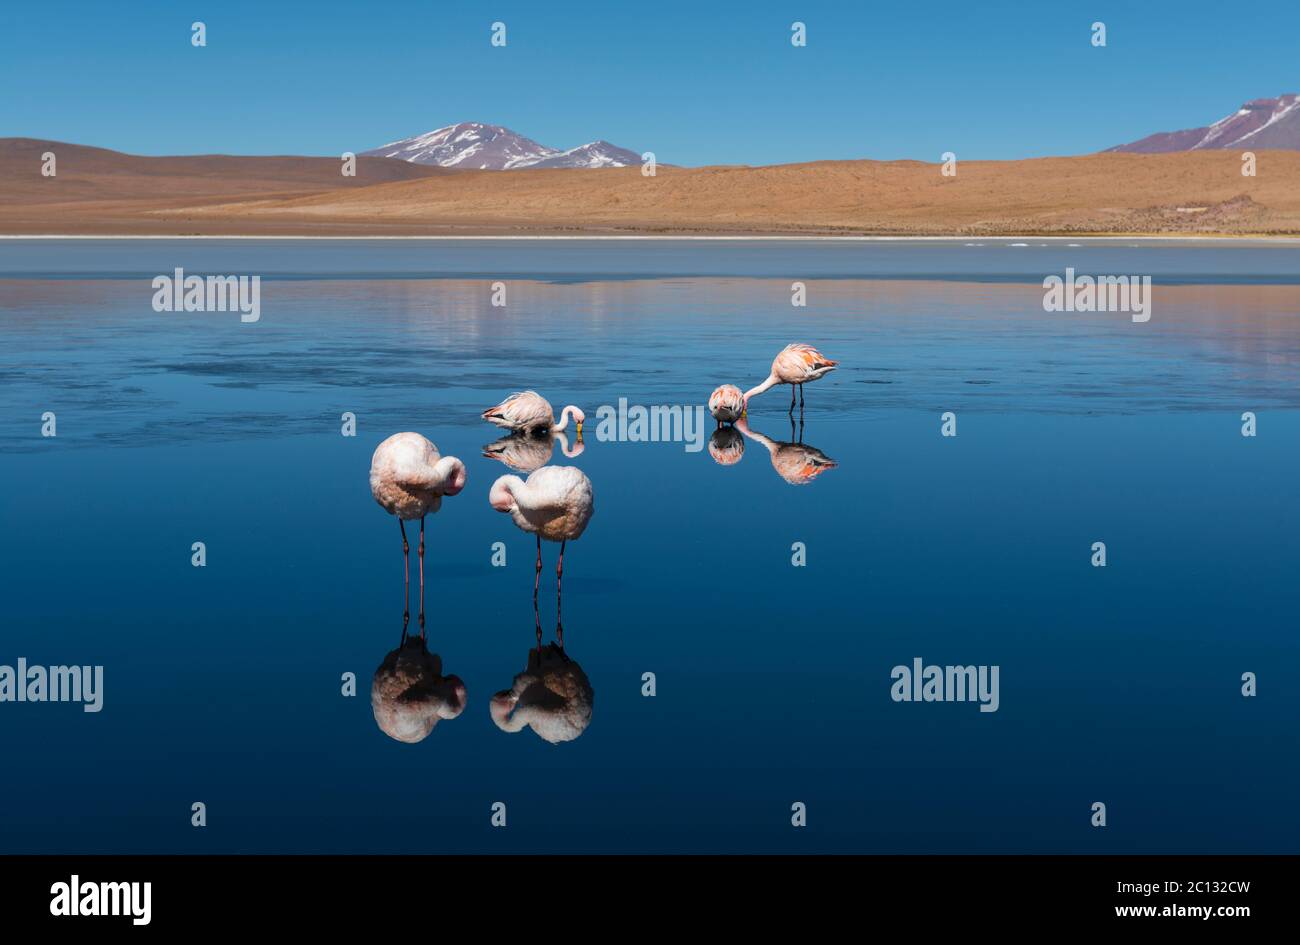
743, 344, 838, 413
489, 466, 594, 601
736, 417, 837, 485
370, 432, 467, 600
483, 391, 585, 437
708, 384, 745, 426
482, 430, 583, 473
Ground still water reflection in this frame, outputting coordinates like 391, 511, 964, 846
490, 594, 594, 746
371, 592, 467, 745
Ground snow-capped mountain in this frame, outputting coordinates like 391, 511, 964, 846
360, 122, 639, 169
527, 140, 641, 169
360, 123, 553, 169
1107, 95, 1300, 153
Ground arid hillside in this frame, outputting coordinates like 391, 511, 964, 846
0, 138, 447, 234
3, 139, 1300, 236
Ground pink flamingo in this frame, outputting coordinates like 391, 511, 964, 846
708, 384, 745, 426
369, 432, 467, 600
489, 466, 594, 602
482, 391, 585, 437
743, 344, 838, 413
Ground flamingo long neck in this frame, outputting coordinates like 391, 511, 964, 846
743, 374, 779, 402
553, 405, 578, 432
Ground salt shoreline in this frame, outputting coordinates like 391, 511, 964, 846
4, 234, 1300, 244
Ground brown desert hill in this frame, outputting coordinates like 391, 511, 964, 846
3, 138, 1300, 236
0, 138, 448, 232
156, 150, 1300, 236
0, 138, 448, 200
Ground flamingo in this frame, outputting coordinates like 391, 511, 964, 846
482, 431, 583, 473
708, 384, 745, 426
369, 432, 467, 600
489, 466, 594, 601
736, 417, 837, 485
743, 344, 838, 413
482, 391, 585, 437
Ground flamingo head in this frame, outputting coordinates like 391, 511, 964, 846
570, 406, 586, 438
488, 475, 519, 513
435, 456, 467, 496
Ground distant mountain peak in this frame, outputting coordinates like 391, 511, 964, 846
527, 140, 642, 169
1107, 94, 1300, 153
361, 123, 639, 169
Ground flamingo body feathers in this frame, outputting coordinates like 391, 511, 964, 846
489, 466, 594, 543
369, 432, 467, 521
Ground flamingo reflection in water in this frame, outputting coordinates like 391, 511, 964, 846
490, 577, 593, 745
482, 430, 583, 474
708, 425, 745, 466
735, 416, 837, 485
488, 463, 595, 744
370, 564, 467, 745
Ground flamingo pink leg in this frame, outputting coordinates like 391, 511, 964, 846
399, 518, 410, 605
418, 528, 427, 641
556, 539, 566, 646
534, 534, 543, 601
418, 515, 426, 620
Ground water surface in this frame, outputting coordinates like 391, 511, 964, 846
1, 239, 1297, 853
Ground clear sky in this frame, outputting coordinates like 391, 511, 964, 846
2, 0, 1298, 165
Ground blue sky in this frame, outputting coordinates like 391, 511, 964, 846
2, 0, 1298, 164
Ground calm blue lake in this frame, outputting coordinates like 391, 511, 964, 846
1, 238, 1297, 853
